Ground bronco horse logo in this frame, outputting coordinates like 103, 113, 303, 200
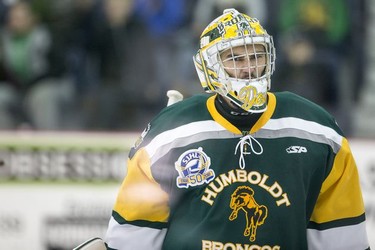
229, 186, 268, 242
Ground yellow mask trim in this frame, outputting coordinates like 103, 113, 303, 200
199, 51, 214, 91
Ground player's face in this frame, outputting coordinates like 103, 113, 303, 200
220, 44, 266, 80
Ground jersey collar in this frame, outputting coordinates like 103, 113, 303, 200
206, 93, 276, 134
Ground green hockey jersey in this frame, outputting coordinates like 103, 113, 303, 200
105, 92, 370, 250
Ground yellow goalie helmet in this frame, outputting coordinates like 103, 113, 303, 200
193, 8, 276, 112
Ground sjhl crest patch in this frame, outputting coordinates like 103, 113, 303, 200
175, 147, 215, 188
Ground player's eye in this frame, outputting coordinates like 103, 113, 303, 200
233, 55, 246, 62
251, 54, 265, 61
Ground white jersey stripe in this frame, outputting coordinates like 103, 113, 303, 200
104, 216, 167, 250
144, 117, 343, 165
264, 117, 342, 146
307, 221, 369, 250
145, 121, 232, 163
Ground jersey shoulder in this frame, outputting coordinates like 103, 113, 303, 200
156, 93, 212, 127
272, 91, 343, 135
130, 94, 213, 156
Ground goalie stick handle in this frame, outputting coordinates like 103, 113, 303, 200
73, 237, 106, 250
167, 90, 183, 106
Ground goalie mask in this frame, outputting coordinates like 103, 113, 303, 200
193, 8, 276, 113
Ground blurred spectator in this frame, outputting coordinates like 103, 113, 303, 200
0, 0, 366, 135
65, 0, 148, 130
0, 0, 74, 130
0, 0, 10, 25
347, 0, 368, 103
273, 32, 339, 107
133, 0, 195, 104
64, 0, 197, 131
271, 0, 353, 134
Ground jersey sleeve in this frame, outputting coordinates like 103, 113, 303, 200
104, 146, 170, 250
307, 137, 370, 250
